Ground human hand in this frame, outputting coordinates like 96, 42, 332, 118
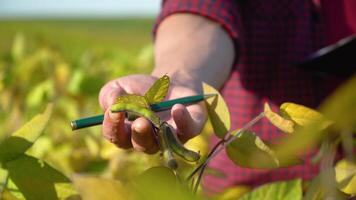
99, 74, 207, 154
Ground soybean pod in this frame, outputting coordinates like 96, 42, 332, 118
161, 122, 200, 162
111, 103, 160, 127
156, 126, 178, 170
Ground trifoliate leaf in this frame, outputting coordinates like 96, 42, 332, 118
144, 75, 170, 104
116, 94, 149, 108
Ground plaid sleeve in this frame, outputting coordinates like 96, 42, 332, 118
153, 0, 240, 43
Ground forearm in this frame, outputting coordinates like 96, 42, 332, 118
152, 13, 235, 92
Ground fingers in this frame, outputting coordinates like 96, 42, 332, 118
131, 117, 159, 154
99, 80, 125, 110
102, 109, 132, 149
171, 103, 206, 143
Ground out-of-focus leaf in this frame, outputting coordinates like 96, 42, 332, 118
1, 189, 20, 200
133, 166, 200, 200
271, 76, 356, 167
280, 103, 333, 130
203, 83, 230, 138
5, 154, 75, 200
144, 74, 170, 104
26, 80, 55, 108
116, 94, 149, 108
111, 103, 160, 127
72, 174, 133, 200
320, 75, 356, 131
11, 33, 25, 61
335, 159, 356, 195
0, 104, 52, 163
80, 75, 106, 96
226, 131, 300, 168
68, 69, 84, 95
303, 169, 349, 200
239, 179, 302, 200
214, 185, 250, 200
264, 103, 294, 134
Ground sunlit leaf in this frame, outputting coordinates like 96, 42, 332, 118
132, 166, 200, 200
144, 74, 170, 104
0, 104, 52, 163
271, 76, 356, 167
203, 83, 230, 138
264, 103, 295, 134
72, 175, 131, 200
226, 131, 300, 169
335, 159, 356, 195
214, 185, 250, 200
5, 154, 75, 200
320, 75, 356, 131
280, 103, 333, 130
111, 103, 160, 127
116, 94, 149, 108
239, 179, 302, 200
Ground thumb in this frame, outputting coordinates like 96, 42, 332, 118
171, 103, 206, 143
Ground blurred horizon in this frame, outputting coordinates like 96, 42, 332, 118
0, 0, 161, 19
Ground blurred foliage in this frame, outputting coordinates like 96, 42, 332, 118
0, 19, 355, 200
0, 19, 212, 199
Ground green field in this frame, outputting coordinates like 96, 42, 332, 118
0, 19, 155, 60
0, 19, 160, 184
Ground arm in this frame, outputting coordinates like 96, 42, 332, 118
99, 13, 236, 153
152, 13, 235, 92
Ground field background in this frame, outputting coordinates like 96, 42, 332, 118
0, 19, 190, 183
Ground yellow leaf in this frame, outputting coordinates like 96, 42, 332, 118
72, 175, 133, 200
144, 74, 170, 104
320, 75, 356, 131
264, 103, 295, 134
116, 94, 149, 108
203, 83, 230, 138
0, 104, 53, 162
280, 103, 333, 130
335, 159, 356, 195
215, 185, 251, 200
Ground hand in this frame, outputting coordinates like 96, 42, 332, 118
99, 74, 207, 154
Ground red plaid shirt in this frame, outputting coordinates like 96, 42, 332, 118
154, 0, 355, 193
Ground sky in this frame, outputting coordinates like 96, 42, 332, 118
0, 0, 161, 18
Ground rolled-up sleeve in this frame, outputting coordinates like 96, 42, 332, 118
153, 0, 240, 44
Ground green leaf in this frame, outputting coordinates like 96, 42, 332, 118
111, 103, 160, 127
0, 104, 52, 163
239, 179, 302, 200
280, 103, 333, 130
132, 167, 200, 200
116, 94, 149, 108
144, 75, 170, 104
335, 159, 356, 195
264, 103, 295, 134
226, 131, 300, 169
72, 175, 132, 200
203, 82, 230, 138
5, 154, 75, 200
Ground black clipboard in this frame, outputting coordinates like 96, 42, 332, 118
297, 35, 356, 78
